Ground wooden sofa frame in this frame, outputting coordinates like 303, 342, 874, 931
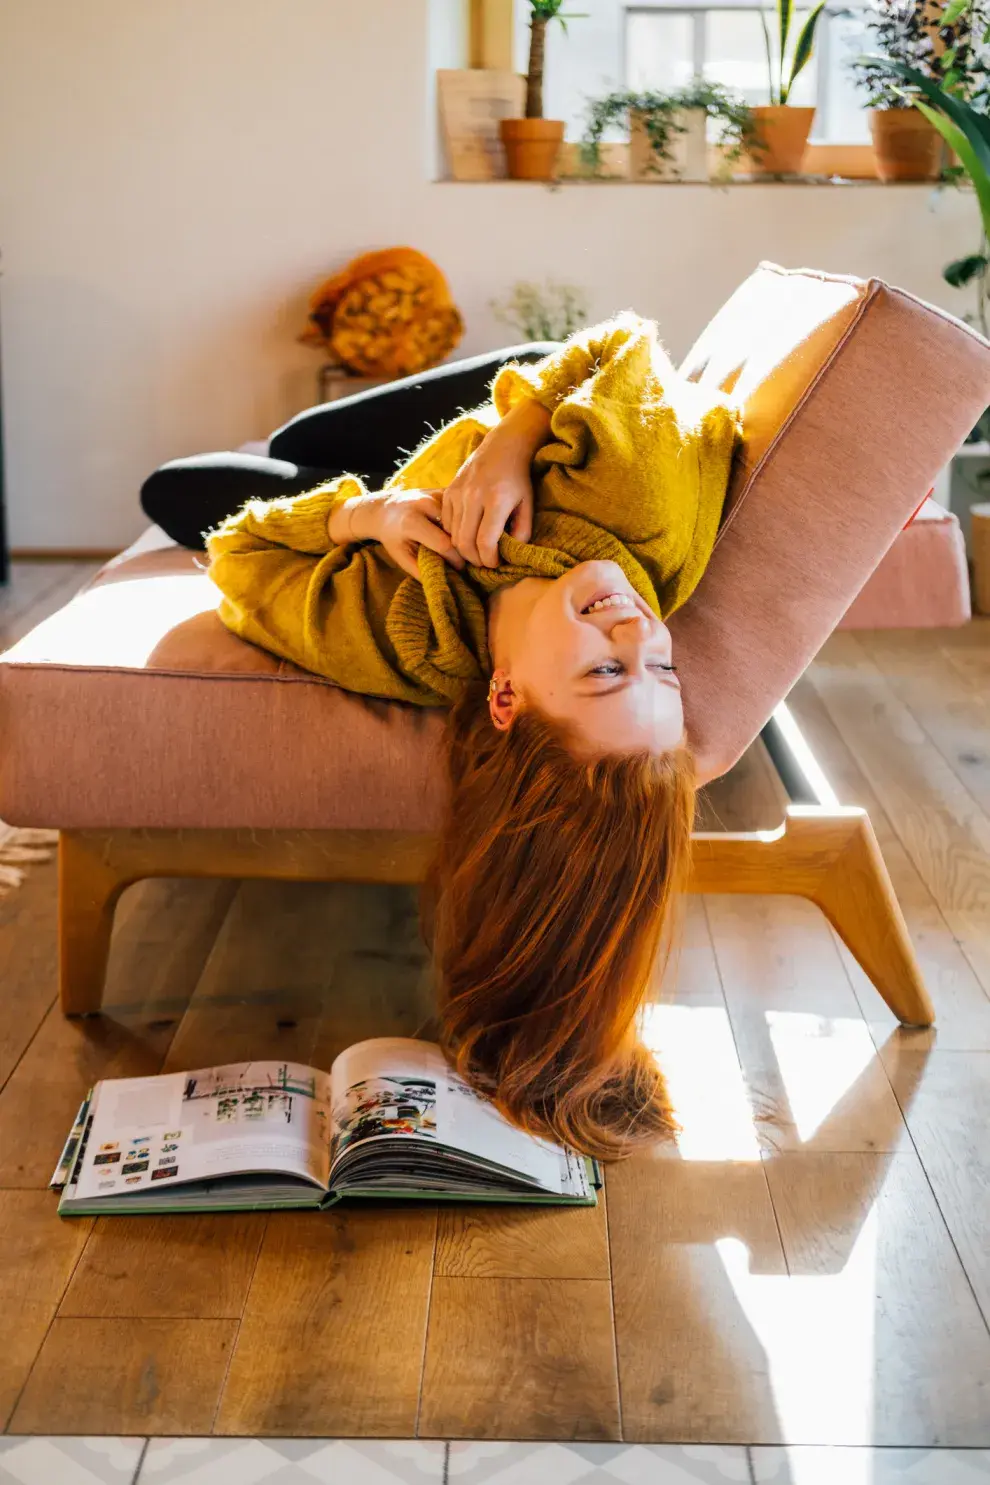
57, 708, 935, 1028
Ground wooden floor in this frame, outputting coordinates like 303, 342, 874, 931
2, 562, 990, 1445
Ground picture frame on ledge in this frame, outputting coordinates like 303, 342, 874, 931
437, 69, 526, 181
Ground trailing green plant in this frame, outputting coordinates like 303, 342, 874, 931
870, 55, 990, 432
580, 83, 757, 175
760, 0, 828, 105
490, 280, 590, 342
849, 0, 990, 111
524, 1, 586, 119
869, 58, 990, 315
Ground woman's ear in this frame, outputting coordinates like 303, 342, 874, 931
488, 669, 519, 732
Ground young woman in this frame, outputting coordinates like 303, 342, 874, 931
141, 316, 740, 1159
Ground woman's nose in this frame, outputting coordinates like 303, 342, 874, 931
609, 611, 652, 640
611, 612, 673, 662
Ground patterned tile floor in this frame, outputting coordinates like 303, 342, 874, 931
1, 1440, 990, 1485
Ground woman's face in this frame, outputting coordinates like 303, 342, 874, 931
488, 560, 684, 758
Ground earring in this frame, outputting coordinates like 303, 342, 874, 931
488, 675, 498, 699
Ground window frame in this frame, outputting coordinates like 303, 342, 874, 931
471, 0, 878, 175
623, 2, 858, 143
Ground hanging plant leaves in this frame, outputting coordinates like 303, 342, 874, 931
943, 253, 990, 288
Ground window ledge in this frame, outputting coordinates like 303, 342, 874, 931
432, 176, 937, 187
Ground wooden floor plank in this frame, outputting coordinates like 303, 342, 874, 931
418, 1277, 620, 1440
811, 632, 990, 911
809, 633, 990, 996
435, 1194, 610, 1281
0, 878, 233, 1188
0, 1005, 176, 1190
163, 880, 338, 1071
168, 879, 433, 1075
788, 675, 990, 1048
0, 1193, 92, 1429
59, 1212, 267, 1320
308, 882, 436, 1069
216, 1208, 436, 1437
937, 616, 990, 693
0, 861, 58, 1091
609, 1156, 787, 1443
763, 1150, 990, 1446
705, 893, 907, 1154
880, 1047, 990, 1325
10, 1317, 237, 1435
1, 603, 989, 1447
645, 897, 763, 1165
860, 628, 990, 822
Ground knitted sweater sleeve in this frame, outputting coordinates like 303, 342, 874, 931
206, 479, 422, 701
490, 314, 647, 416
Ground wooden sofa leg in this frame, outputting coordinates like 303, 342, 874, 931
691, 806, 935, 1029
809, 813, 934, 1029
58, 832, 133, 1016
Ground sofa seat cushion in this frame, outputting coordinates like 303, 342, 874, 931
838, 498, 971, 630
3, 263, 990, 831
0, 537, 447, 831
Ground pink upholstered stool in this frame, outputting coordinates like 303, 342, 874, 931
840, 497, 971, 630
3, 265, 990, 1027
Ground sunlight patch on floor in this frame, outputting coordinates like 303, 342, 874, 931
766, 1012, 878, 1144
642, 1003, 761, 1162
719, 1204, 879, 1447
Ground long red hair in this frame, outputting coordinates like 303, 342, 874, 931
426, 683, 696, 1160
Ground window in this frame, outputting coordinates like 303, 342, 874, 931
515, 0, 872, 144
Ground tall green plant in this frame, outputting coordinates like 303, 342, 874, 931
868, 58, 990, 334
761, 0, 827, 105
525, 0, 585, 119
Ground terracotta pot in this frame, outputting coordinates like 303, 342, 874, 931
629, 108, 708, 182
869, 109, 943, 182
500, 118, 565, 182
747, 106, 815, 175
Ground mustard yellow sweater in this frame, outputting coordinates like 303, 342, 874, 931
208, 315, 740, 705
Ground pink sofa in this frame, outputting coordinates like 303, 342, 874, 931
2, 263, 989, 1026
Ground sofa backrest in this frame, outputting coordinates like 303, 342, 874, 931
671, 261, 990, 782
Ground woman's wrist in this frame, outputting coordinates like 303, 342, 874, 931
492, 397, 552, 463
328, 492, 385, 546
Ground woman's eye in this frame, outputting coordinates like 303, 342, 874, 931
588, 661, 624, 677
648, 662, 677, 674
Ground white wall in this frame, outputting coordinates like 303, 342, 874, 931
0, 0, 980, 548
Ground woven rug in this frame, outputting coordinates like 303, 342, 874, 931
0, 819, 58, 896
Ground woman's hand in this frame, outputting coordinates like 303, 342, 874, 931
442, 398, 552, 568
329, 489, 464, 581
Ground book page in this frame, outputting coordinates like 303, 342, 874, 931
329, 1038, 576, 1195
72, 1061, 332, 1202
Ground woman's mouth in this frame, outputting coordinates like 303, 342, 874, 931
581, 590, 638, 615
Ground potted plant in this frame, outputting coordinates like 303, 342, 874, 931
849, 0, 989, 181
746, 0, 827, 175
491, 279, 590, 340
869, 57, 990, 440
500, 0, 582, 181
581, 84, 756, 182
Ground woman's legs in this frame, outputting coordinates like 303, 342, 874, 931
268, 342, 560, 471
142, 342, 561, 550
140, 453, 362, 551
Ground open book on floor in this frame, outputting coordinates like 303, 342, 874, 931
51, 1037, 600, 1216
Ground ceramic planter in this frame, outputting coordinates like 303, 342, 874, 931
869, 109, 942, 182
500, 118, 565, 181
747, 105, 815, 175
629, 108, 708, 182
